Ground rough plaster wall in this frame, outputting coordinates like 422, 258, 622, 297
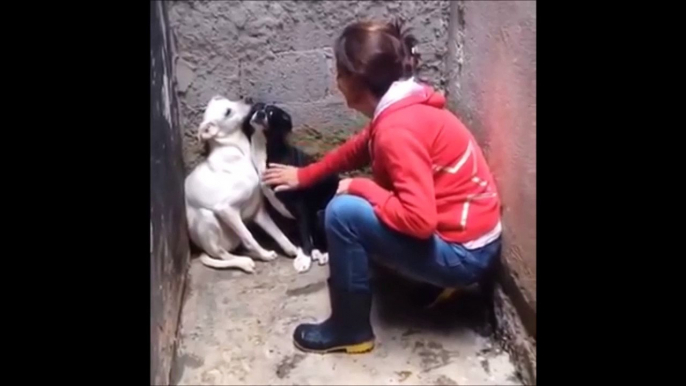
446, 0, 536, 383
150, 1, 190, 384
493, 283, 536, 385
168, 0, 451, 171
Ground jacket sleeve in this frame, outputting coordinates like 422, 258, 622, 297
297, 126, 371, 187
348, 128, 437, 239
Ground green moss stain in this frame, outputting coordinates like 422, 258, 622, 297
292, 123, 372, 178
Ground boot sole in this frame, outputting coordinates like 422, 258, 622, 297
293, 339, 375, 354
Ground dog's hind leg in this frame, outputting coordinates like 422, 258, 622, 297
254, 205, 312, 272
290, 200, 315, 272
312, 250, 329, 266
199, 252, 256, 273
294, 199, 315, 258
194, 219, 256, 273
215, 208, 278, 262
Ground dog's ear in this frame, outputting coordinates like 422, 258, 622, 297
197, 121, 219, 141
241, 112, 255, 139
282, 111, 292, 126
276, 109, 293, 132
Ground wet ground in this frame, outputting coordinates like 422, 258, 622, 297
172, 253, 521, 385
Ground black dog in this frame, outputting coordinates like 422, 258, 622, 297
243, 103, 339, 268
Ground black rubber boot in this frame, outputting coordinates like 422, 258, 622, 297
293, 280, 375, 354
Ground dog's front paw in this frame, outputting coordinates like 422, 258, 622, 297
282, 244, 299, 257
237, 257, 256, 273
312, 249, 329, 266
257, 249, 278, 262
293, 250, 312, 273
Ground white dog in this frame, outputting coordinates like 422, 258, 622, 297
184, 95, 300, 273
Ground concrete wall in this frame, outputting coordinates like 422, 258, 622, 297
168, 0, 451, 171
150, 1, 190, 384
446, 1, 536, 383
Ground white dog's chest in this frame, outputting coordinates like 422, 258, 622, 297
185, 151, 263, 217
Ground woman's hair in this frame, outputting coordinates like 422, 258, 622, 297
334, 19, 420, 99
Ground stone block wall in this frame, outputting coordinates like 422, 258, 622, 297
168, 0, 451, 171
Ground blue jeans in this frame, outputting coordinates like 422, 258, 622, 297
325, 195, 501, 293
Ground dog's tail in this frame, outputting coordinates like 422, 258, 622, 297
199, 253, 239, 269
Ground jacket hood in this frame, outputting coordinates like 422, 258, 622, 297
372, 77, 445, 123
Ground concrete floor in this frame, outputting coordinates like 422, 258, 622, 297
172, 254, 521, 385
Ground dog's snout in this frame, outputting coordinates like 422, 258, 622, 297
255, 110, 266, 120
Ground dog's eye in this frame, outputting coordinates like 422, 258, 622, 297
225, 108, 232, 117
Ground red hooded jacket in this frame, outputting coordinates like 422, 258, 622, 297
298, 84, 501, 246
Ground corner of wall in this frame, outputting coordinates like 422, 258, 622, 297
493, 284, 537, 385
150, 1, 191, 384
445, 1, 537, 383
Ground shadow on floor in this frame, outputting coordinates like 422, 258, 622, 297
371, 264, 495, 338
232, 226, 496, 339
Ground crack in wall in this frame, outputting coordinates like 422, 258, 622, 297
445, 0, 466, 112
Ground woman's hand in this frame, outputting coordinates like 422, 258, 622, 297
336, 178, 353, 195
262, 163, 300, 192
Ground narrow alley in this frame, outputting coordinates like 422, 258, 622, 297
172, 255, 520, 385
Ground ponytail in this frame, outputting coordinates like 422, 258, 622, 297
334, 19, 422, 98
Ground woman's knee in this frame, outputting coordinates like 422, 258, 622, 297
324, 194, 374, 231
